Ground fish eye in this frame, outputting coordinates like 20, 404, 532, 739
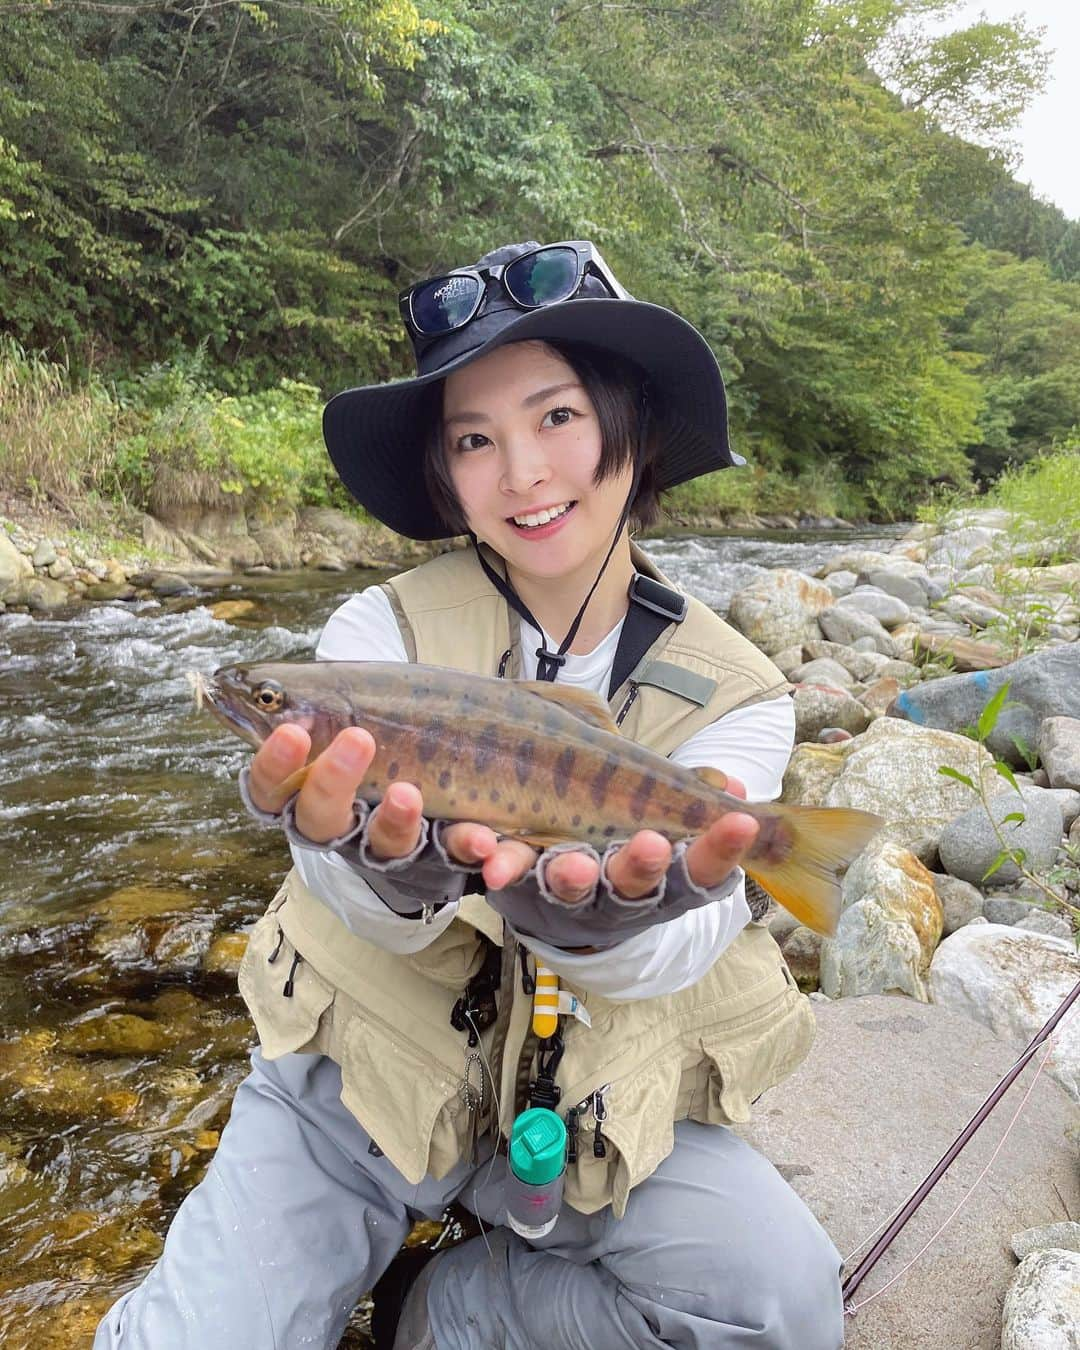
253, 680, 285, 712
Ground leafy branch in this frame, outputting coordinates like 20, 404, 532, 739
938, 681, 1080, 938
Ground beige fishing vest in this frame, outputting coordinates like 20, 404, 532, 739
238, 544, 812, 1218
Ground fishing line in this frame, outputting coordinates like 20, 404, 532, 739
841, 993, 1078, 1315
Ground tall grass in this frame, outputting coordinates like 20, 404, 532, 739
986, 438, 1080, 543
0, 338, 120, 505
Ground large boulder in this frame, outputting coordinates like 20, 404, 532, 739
782, 717, 995, 862
820, 841, 943, 1000
1039, 716, 1080, 792
0, 531, 33, 587
1001, 1249, 1080, 1350
938, 785, 1064, 887
889, 646, 1080, 766
737, 996, 1079, 1350
726, 569, 835, 656
930, 924, 1080, 1104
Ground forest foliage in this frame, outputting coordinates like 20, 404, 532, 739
1, 0, 1078, 522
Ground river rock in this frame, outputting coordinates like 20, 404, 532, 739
938, 785, 1064, 887
983, 892, 1043, 926
1015, 909, 1073, 940
790, 657, 853, 687
934, 874, 985, 934
820, 549, 897, 577
891, 645, 1080, 764
818, 605, 897, 656
735, 996, 1079, 1350
0, 531, 32, 587
1001, 1249, 1080, 1350
824, 569, 858, 597
1047, 788, 1080, 830
31, 539, 57, 569
930, 924, 1080, 1103
6, 576, 71, 610
58, 1012, 171, 1056
820, 841, 942, 1000
862, 569, 930, 608
770, 644, 805, 678
1039, 717, 1080, 792
926, 525, 1008, 575
149, 571, 194, 596
792, 684, 871, 743
726, 569, 835, 655
777, 925, 822, 992
85, 582, 135, 602
784, 717, 995, 862
834, 586, 912, 629
940, 593, 1007, 629
1012, 1223, 1080, 1261
858, 676, 901, 717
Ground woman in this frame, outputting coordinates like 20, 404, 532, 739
95, 241, 844, 1350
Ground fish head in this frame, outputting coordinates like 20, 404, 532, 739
196, 663, 319, 750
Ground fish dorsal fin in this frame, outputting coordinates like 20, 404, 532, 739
695, 766, 729, 792
517, 682, 621, 734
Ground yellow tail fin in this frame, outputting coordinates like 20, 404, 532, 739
745, 805, 882, 937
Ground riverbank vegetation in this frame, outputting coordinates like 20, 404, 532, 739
2, 0, 1078, 536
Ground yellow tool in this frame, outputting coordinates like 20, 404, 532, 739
531, 961, 561, 1039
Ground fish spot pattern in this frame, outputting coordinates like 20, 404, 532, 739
531, 799, 542, 814
489, 789, 501, 804
417, 717, 445, 764
468, 788, 479, 802
590, 756, 619, 810
681, 800, 708, 832
513, 739, 535, 788
553, 747, 575, 799
387, 760, 400, 781
473, 723, 501, 777
438, 770, 452, 790
630, 774, 657, 822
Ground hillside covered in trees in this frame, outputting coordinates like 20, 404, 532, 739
1, 0, 1078, 523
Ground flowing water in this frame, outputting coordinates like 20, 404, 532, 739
0, 527, 902, 1345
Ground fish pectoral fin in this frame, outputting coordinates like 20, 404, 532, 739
510, 829, 578, 851
694, 766, 729, 792
277, 765, 311, 797
517, 682, 621, 734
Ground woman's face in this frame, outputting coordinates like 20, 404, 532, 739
441, 342, 633, 584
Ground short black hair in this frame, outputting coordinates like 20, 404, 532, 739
423, 339, 662, 536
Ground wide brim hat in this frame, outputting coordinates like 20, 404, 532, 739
323, 243, 743, 541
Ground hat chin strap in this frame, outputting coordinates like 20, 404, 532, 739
471, 397, 648, 683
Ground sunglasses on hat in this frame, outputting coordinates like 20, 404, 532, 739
399, 241, 630, 340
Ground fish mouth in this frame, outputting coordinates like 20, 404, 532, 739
187, 667, 272, 750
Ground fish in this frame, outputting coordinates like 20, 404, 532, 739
194, 660, 883, 936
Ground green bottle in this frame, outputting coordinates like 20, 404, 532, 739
506, 1108, 567, 1239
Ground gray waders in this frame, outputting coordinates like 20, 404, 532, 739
94, 1047, 844, 1349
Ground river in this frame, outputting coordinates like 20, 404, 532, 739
0, 526, 902, 1346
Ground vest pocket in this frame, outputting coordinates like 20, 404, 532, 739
696, 984, 815, 1126
563, 1055, 683, 1219
238, 905, 336, 1061
336, 1007, 475, 1186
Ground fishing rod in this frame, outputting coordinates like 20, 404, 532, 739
841, 975, 1080, 1311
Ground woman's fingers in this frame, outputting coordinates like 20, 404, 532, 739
482, 839, 540, 891
603, 830, 672, 900
292, 727, 376, 844
248, 723, 311, 814
684, 811, 760, 890
364, 781, 425, 860
441, 822, 500, 867
543, 849, 602, 904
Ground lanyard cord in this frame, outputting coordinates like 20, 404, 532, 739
470, 396, 649, 683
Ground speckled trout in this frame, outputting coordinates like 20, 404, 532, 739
195, 660, 882, 936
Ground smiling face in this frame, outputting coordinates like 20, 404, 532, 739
439, 342, 635, 589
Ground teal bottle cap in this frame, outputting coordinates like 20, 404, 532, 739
509, 1108, 567, 1186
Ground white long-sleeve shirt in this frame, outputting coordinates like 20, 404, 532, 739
291, 584, 795, 1001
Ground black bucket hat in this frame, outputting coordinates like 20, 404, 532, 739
323, 241, 743, 540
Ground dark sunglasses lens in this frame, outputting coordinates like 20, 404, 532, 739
504, 247, 580, 307
411, 274, 482, 334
